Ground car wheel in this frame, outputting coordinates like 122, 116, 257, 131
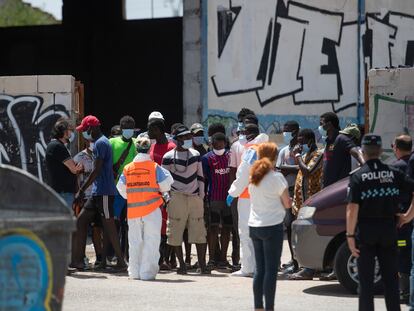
334, 241, 382, 294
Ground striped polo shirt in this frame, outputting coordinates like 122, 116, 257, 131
202, 150, 230, 201
162, 148, 205, 197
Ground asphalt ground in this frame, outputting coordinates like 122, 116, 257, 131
63, 239, 409, 311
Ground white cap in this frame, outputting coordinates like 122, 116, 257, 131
148, 111, 164, 121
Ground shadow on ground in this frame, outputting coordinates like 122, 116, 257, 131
303, 284, 356, 298
68, 273, 108, 280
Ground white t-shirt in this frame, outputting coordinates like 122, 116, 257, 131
276, 145, 297, 188
248, 171, 288, 227
229, 140, 245, 168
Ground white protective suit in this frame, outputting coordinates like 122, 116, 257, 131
117, 153, 173, 280
228, 133, 269, 274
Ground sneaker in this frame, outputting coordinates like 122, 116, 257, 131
177, 266, 187, 275
216, 261, 231, 269
288, 269, 314, 280
231, 270, 253, 277
282, 265, 299, 275
319, 271, 337, 281
159, 262, 172, 271
196, 267, 211, 275
231, 264, 241, 272
207, 260, 216, 269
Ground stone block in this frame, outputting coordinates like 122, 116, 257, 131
4, 75, 38, 93
54, 93, 73, 113
38, 75, 75, 93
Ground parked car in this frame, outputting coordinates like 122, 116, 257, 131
292, 177, 382, 293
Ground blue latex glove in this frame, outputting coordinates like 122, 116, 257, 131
226, 195, 234, 207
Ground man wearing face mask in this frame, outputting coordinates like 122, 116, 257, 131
319, 112, 364, 188
148, 117, 176, 270
161, 125, 209, 274
289, 129, 324, 280
202, 132, 232, 268
46, 119, 83, 207
191, 123, 208, 156
110, 116, 137, 256
72, 115, 127, 271
276, 120, 300, 274
227, 123, 269, 277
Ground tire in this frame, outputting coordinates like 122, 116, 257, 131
334, 241, 382, 294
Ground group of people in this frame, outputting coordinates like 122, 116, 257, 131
44, 107, 414, 310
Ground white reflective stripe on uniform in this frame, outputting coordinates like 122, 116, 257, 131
126, 187, 160, 193
127, 197, 161, 208
103, 195, 110, 219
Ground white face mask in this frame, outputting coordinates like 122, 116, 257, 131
150, 139, 156, 145
239, 134, 247, 146
88, 142, 94, 151
213, 149, 225, 156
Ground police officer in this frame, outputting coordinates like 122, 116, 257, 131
391, 134, 414, 303
346, 134, 414, 311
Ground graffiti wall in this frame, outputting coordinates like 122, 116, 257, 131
204, 0, 414, 134
368, 67, 414, 163
0, 76, 76, 181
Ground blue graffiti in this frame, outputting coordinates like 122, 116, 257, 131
0, 235, 50, 311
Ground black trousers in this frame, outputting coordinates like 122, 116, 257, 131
357, 222, 400, 311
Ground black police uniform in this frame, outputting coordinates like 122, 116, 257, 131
347, 135, 414, 311
392, 155, 413, 283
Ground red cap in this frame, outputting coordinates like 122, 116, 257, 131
76, 115, 101, 131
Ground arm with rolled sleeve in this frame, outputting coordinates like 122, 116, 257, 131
228, 148, 257, 198
156, 164, 174, 192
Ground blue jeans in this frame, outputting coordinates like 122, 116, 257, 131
59, 192, 74, 208
250, 223, 284, 310
410, 228, 414, 310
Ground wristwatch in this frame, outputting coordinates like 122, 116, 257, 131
346, 233, 355, 238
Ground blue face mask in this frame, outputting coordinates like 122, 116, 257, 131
122, 129, 134, 140
182, 139, 193, 150
237, 122, 245, 131
239, 134, 247, 146
283, 132, 293, 145
193, 136, 205, 146
318, 125, 327, 137
302, 144, 310, 154
82, 131, 92, 141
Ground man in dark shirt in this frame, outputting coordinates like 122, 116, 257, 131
347, 134, 414, 311
72, 115, 127, 271
45, 119, 82, 206
319, 112, 364, 188
391, 134, 413, 302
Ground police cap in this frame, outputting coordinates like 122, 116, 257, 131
361, 133, 382, 147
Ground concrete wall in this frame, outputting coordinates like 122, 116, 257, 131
0, 75, 76, 181
183, 0, 202, 126
195, 0, 414, 135
368, 67, 414, 163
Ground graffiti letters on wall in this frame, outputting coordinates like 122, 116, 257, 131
0, 95, 69, 181
207, 0, 414, 130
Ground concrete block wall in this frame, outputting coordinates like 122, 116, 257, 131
0, 75, 77, 182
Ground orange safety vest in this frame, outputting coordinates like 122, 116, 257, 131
123, 160, 163, 219
239, 144, 259, 199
